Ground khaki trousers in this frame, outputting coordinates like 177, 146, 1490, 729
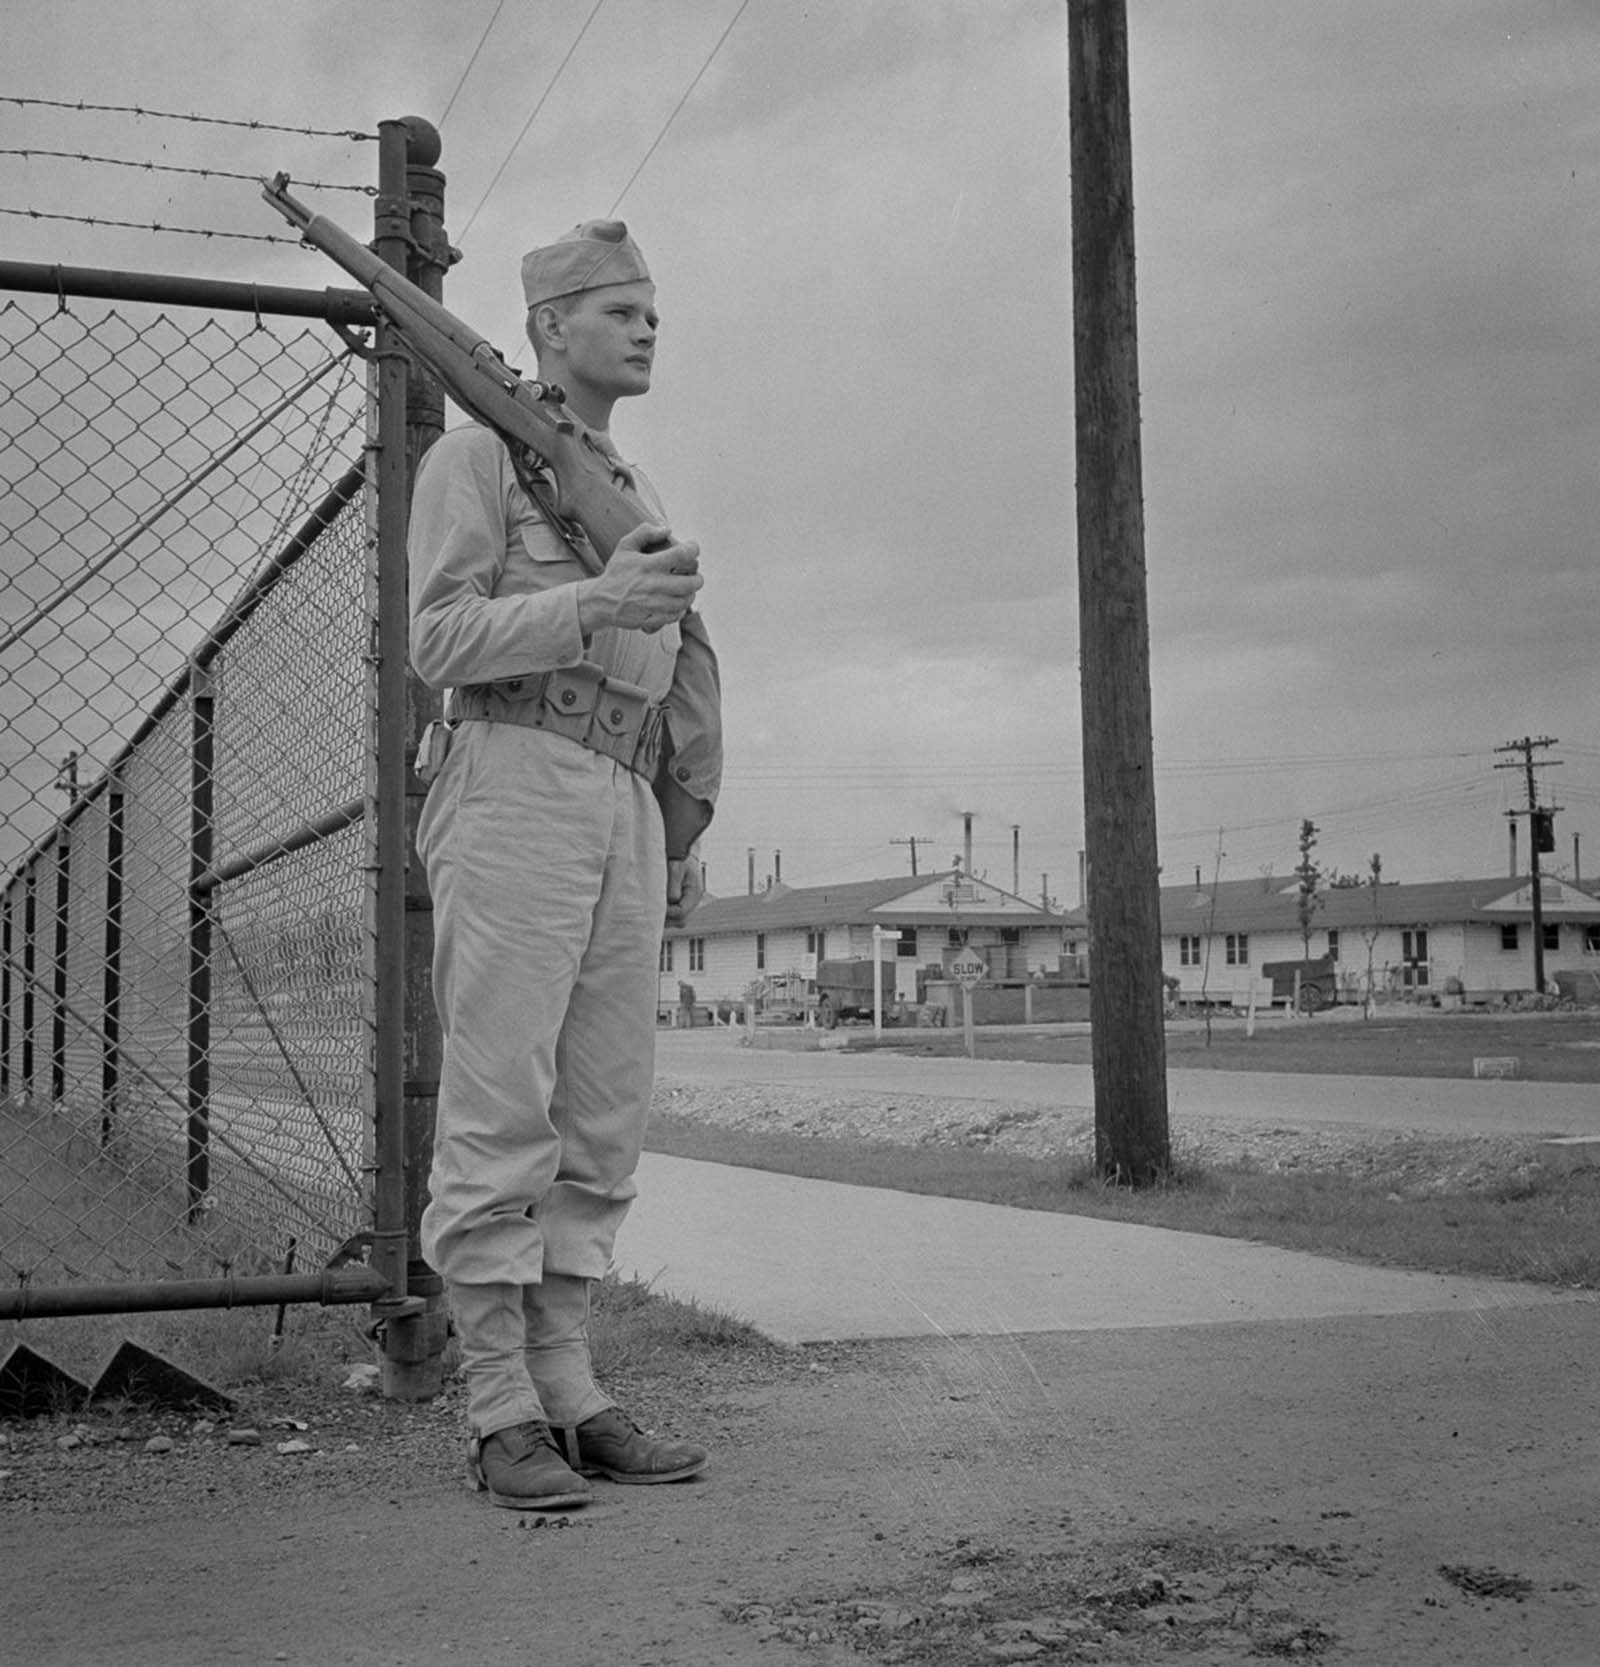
417, 723, 663, 1430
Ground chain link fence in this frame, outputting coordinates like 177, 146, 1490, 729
0, 293, 383, 1321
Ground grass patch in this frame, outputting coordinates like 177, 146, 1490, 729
590, 1270, 782, 1380
647, 1113, 1600, 1290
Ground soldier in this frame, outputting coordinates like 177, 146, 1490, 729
407, 220, 722, 1509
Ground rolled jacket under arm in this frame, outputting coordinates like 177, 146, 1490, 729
657, 604, 722, 824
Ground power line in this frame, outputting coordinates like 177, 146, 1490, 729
607, 0, 751, 215
438, 0, 509, 129
1, 95, 374, 141
455, 0, 609, 243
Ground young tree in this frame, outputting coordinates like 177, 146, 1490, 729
1295, 818, 1322, 965
1359, 852, 1384, 1017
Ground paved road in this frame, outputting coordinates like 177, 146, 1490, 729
654, 1026, 1600, 1137
628, 1027, 1598, 1346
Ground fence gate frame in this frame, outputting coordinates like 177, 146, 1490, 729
0, 115, 449, 1399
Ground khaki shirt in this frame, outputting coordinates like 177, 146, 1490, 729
408, 423, 722, 813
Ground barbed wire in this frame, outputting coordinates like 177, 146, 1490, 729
0, 205, 302, 244
0, 148, 376, 195
2, 96, 374, 140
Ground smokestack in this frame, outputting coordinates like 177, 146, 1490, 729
747, 847, 756, 896
774, 850, 782, 884
962, 811, 974, 877
1011, 825, 1020, 895
1041, 873, 1050, 910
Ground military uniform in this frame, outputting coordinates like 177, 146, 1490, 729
407, 221, 721, 1506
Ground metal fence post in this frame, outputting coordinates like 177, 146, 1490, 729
369, 115, 449, 1398
100, 770, 124, 1145
2, 888, 12, 1098
22, 868, 36, 1095
187, 658, 216, 1221
50, 824, 70, 1103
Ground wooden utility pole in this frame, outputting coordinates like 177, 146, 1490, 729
1068, 0, 1170, 1182
890, 835, 934, 877
1495, 736, 1562, 996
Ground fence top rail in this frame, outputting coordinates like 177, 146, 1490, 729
0, 258, 377, 326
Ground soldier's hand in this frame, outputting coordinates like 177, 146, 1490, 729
578, 522, 702, 635
665, 856, 704, 927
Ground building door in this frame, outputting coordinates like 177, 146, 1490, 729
1401, 929, 1430, 989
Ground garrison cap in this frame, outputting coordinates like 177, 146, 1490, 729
520, 220, 651, 309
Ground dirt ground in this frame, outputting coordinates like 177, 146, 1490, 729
4, 1298, 1598, 1666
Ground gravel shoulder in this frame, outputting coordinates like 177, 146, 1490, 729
651, 1073, 1542, 1190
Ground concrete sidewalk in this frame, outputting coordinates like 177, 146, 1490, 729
614, 1152, 1588, 1344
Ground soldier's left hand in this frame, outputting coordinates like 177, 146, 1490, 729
665, 857, 704, 928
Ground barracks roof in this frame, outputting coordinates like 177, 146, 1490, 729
1160, 874, 1600, 935
668, 870, 1081, 938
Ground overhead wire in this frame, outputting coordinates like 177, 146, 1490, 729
438, 0, 509, 130
607, 0, 752, 214
454, 0, 609, 244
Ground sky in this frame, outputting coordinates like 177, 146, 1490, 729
3, 0, 1598, 905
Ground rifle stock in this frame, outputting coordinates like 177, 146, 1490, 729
261, 173, 655, 572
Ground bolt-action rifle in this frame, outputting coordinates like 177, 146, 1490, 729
261, 172, 650, 576
260, 174, 717, 862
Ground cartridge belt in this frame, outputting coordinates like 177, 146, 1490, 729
455, 665, 665, 779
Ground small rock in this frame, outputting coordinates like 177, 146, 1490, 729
0, 1468, 12, 1482
986, 1644, 1045, 1663
56, 1434, 83, 1452
341, 1364, 381, 1393
275, 1439, 314, 1456
228, 1428, 262, 1446
144, 1436, 175, 1455
190, 1418, 216, 1437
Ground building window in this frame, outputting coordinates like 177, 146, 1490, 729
897, 926, 918, 958
659, 939, 674, 972
805, 929, 820, 957
755, 933, 766, 970
1225, 933, 1249, 967
1179, 935, 1201, 967
689, 938, 705, 973
1326, 929, 1339, 963
1543, 922, 1561, 951
1500, 924, 1519, 952
1586, 924, 1600, 954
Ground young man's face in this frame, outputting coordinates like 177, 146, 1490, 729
554, 280, 659, 405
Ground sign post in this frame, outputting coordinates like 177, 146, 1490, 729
949, 951, 986, 1059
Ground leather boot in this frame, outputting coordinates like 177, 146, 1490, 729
555, 1407, 708, 1484
469, 1420, 591, 1511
